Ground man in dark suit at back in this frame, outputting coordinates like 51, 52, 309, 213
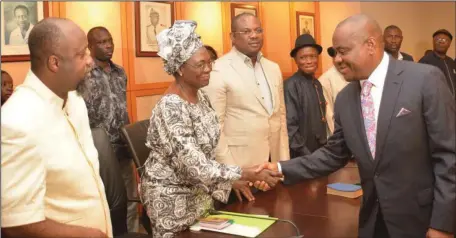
256, 14, 455, 238
383, 25, 414, 61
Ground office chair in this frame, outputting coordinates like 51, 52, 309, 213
121, 120, 152, 234
91, 127, 149, 238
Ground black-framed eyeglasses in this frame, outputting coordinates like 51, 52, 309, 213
184, 61, 214, 71
232, 28, 264, 36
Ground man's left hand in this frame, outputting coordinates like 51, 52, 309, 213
426, 228, 453, 238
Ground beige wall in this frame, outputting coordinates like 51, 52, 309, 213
360, 1, 456, 60
319, 2, 361, 72
1, 2, 124, 87
65, 2, 123, 65
2, 2, 454, 120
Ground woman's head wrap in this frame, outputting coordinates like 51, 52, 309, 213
156, 20, 203, 75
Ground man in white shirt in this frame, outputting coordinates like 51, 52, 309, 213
146, 8, 166, 46
2, 17, 112, 237
8, 5, 34, 45
383, 25, 414, 61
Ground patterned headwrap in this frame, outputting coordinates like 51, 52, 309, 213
157, 20, 203, 75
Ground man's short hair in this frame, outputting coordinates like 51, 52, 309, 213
87, 26, 109, 45
384, 25, 401, 33
28, 18, 66, 71
231, 12, 257, 32
14, 5, 29, 16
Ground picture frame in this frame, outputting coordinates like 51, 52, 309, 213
1, 1, 49, 62
296, 11, 315, 38
230, 3, 258, 19
135, 1, 174, 57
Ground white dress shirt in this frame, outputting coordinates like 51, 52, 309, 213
234, 49, 273, 115
360, 51, 389, 123
278, 52, 390, 173
1, 71, 112, 236
8, 24, 34, 45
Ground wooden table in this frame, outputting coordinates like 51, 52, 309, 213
178, 162, 362, 238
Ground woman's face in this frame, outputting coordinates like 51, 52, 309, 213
2, 73, 13, 104
180, 47, 213, 89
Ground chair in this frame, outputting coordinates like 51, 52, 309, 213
91, 128, 149, 238
121, 119, 150, 174
121, 119, 152, 234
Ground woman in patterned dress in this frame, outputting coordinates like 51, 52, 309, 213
139, 20, 281, 237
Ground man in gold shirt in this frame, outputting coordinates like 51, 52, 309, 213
1, 18, 112, 237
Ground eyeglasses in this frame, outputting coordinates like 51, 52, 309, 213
232, 28, 264, 36
184, 61, 214, 71
435, 38, 449, 43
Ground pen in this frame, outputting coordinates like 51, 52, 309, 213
209, 210, 278, 221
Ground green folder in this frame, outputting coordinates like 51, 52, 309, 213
190, 210, 277, 237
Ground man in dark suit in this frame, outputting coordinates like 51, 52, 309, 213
256, 14, 455, 238
383, 25, 414, 61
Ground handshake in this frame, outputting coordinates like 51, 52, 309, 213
232, 162, 281, 202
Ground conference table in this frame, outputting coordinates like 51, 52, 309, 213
178, 161, 362, 238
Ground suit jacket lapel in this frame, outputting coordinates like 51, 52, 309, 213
352, 83, 375, 164
373, 59, 403, 170
229, 52, 269, 112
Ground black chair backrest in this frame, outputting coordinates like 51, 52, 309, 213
91, 128, 128, 236
121, 119, 150, 177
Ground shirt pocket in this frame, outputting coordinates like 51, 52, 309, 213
226, 136, 248, 147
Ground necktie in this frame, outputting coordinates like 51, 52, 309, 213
361, 81, 376, 159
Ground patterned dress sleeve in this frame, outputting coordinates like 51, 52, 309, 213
156, 98, 241, 200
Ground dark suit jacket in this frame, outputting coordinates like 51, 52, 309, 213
401, 52, 414, 61
280, 59, 456, 238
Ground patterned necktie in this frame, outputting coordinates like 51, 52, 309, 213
361, 81, 376, 159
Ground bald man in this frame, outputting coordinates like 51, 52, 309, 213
1, 18, 112, 237
256, 14, 455, 238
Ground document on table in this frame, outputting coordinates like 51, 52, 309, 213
190, 211, 277, 237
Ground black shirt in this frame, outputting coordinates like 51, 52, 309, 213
284, 71, 328, 158
419, 51, 456, 98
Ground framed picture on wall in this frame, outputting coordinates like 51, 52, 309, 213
230, 3, 257, 19
135, 1, 174, 57
296, 12, 315, 38
1, 1, 49, 62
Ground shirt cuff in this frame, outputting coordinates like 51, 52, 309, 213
277, 162, 284, 182
1, 208, 45, 228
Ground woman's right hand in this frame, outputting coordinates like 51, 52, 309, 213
232, 180, 255, 202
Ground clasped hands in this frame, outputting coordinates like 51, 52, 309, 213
232, 162, 280, 202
